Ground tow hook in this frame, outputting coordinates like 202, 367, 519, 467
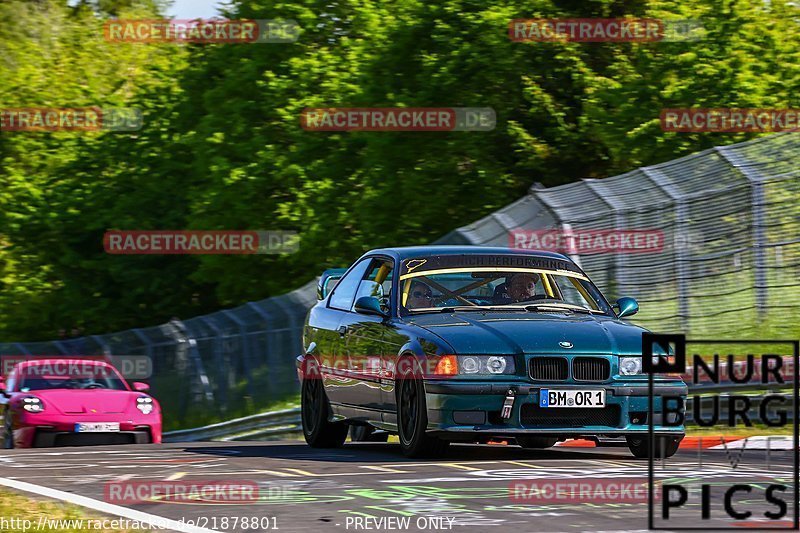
501, 387, 516, 420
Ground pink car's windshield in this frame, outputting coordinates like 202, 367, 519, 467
18, 363, 128, 391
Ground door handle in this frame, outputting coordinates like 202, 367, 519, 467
337, 325, 348, 337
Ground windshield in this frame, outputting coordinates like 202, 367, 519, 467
18, 364, 129, 391
398, 255, 613, 316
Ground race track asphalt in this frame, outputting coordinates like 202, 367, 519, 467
0, 441, 795, 532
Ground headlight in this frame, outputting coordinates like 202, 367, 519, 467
619, 357, 643, 375
460, 356, 481, 374
136, 397, 154, 415
22, 397, 44, 413
456, 356, 515, 375
486, 356, 507, 374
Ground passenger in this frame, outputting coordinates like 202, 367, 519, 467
406, 281, 434, 309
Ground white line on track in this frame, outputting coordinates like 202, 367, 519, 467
0, 477, 222, 533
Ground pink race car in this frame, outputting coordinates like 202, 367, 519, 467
0, 358, 162, 448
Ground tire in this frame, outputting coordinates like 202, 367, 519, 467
396, 359, 449, 458
350, 425, 389, 443
626, 435, 683, 459
301, 361, 348, 448
3, 413, 14, 449
516, 436, 558, 449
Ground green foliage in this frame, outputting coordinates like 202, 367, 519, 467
0, 0, 798, 340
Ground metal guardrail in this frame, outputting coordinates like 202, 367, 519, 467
162, 382, 792, 442
163, 407, 301, 442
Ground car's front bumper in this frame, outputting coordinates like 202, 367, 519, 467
13, 413, 162, 448
424, 379, 687, 439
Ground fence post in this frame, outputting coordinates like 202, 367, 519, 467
182, 321, 215, 404
200, 316, 229, 413
583, 178, 626, 301
533, 190, 583, 270
164, 319, 192, 422
246, 302, 277, 393
222, 310, 257, 401
642, 167, 689, 332
130, 328, 158, 396
715, 146, 768, 316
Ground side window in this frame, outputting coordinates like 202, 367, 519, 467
354, 259, 394, 312
552, 276, 600, 311
329, 259, 372, 311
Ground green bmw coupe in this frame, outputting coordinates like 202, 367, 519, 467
298, 246, 686, 458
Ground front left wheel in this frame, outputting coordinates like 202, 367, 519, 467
301, 361, 348, 448
397, 359, 449, 458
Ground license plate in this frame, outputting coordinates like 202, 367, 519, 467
539, 389, 605, 408
74, 422, 120, 433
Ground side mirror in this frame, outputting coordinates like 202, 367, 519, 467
353, 296, 388, 317
133, 382, 150, 392
615, 297, 639, 318
0, 378, 6, 396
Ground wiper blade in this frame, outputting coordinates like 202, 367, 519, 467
407, 306, 487, 314
438, 305, 529, 313
524, 304, 595, 314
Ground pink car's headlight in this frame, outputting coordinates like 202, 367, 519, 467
22, 397, 44, 413
136, 397, 154, 415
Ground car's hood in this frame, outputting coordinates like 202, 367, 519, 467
408, 311, 648, 356
26, 389, 137, 414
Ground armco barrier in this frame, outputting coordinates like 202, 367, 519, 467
163, 407, 301, 442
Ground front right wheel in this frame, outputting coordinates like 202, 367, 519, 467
396, 360, 449, 458
301, 360, 348, 448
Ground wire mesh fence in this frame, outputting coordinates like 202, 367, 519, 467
1, 133, 798, 429
439, 132, 800, 337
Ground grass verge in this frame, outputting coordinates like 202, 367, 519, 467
0, 489, 149, 532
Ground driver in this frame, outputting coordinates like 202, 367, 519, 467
406, 281, 434, 309
493, 273, 540, 304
